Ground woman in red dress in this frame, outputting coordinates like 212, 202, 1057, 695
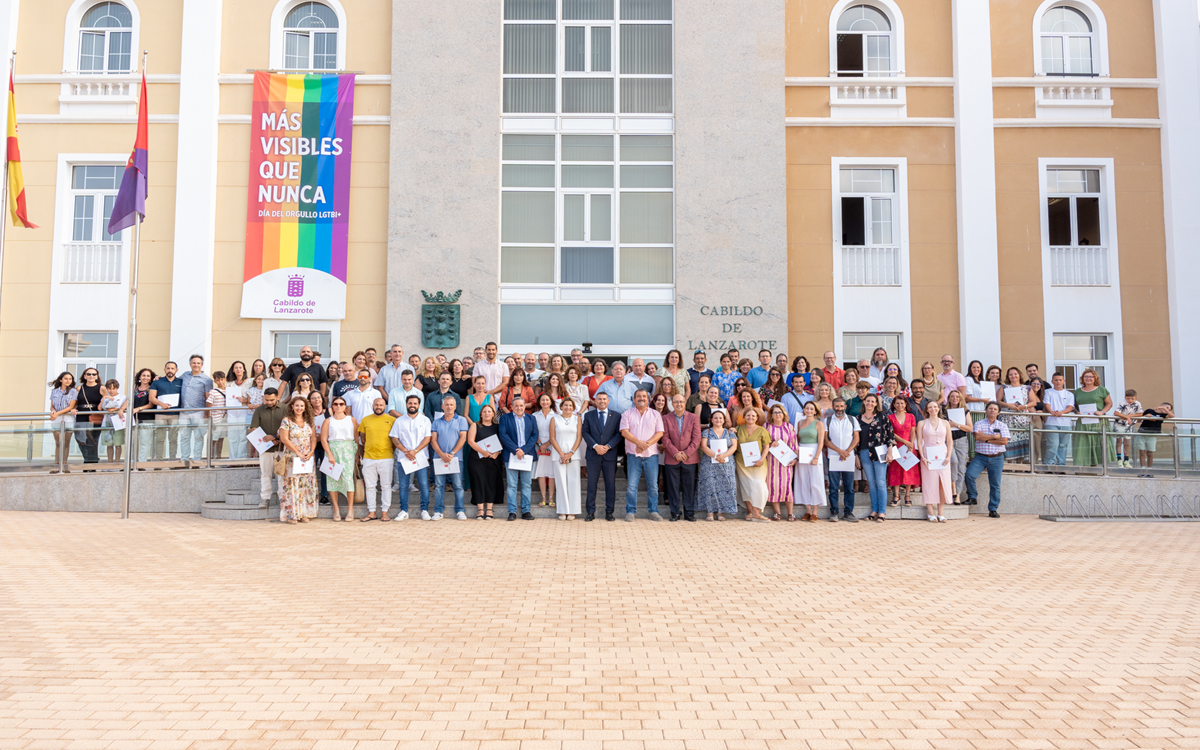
886, 395, 920, 506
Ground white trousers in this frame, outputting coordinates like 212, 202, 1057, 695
258, 452, 281, 501
362, 458, 394, 512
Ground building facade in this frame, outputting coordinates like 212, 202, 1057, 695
0, 0, 1197, 415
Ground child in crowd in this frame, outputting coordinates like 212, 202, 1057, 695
246, 373, 266, 406
100, 378, 127, 464
207, 371, 228, 459
1112, 389, 1141, 468
1135, 402, 1175, 477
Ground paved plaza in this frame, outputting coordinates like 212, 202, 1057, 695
1, 511, 1198, 750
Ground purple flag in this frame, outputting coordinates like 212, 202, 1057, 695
108, 71, 148, 234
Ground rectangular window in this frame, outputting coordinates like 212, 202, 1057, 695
839, 167, 899, 286
274, 332, 332, 363
561, 247, 614, 283
501, 246, 555, 283
501, 304, 673, 345
63, 331, 119, 382
842, 333, 900, 365
65, 165, 124, 283
1053, 334, 1109, 388
619, 192, 672, 243
1046, 168, 1107, 286
619, 246, 672, 283
502, 191, 555, 243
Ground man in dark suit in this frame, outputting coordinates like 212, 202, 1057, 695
661, 393, 701, 521
498, 396, 539, 520
582, 391, 622, 521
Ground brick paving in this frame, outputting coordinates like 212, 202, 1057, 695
1, 511, 1198, 750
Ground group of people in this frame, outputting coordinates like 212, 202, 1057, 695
47, 342, 1174, 522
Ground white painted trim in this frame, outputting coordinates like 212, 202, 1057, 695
830, 157, 912, 377
788, 76, 951, 87
786, 76, 1159, 88
61, 0, 140, 74
994, 117, 1161, 128
1152, 0, 1200, 416
216, 73, 389, 84
1031, 0, 1109, 77
826, 0, 907, 118
993, 76, 1156, 88
1037, 157, 1124, 397
785, 117, 954, 127
268, 0, 348, 72
17, 73, 179, 83
827, 0, 906, 75
18, 114, 179, 123
215, 114, 389, 124
260, 319, 342, 364
45, 154, 134, 392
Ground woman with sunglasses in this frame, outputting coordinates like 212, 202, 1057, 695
75, 367, 105, 470
264, 358, 289, 402
292, 373, 315, 401
320, 395, 358, 520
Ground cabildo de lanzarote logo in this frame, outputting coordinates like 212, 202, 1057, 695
287, 274, 305, 298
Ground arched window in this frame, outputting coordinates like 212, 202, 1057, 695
283, 2, 339, 70
835, 5, 893, 77
1039, 6, 1095, 75
78, 2, 133, 74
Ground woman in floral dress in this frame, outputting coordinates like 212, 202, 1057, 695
698, 410, 739, 521
278, 396, 318, 524
765, 404, 798, 520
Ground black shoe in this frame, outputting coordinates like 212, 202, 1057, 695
669, 514, 679, 522
585, 513, 595, 522
605, 512, 615, 521
966, 498, 977, 505
685, 515, 696, 522
988, 510, 1000, 518
320, 497, 331, 505
843, 514, 859, 523
522, 512, 534, 520
508, 513, 517, 521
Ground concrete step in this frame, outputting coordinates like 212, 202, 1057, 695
223, 488, 268, 507
200, 501, 271, 521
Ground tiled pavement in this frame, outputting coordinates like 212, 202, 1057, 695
1, 511, 1198, 750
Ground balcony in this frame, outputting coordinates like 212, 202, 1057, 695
841, 246, 901, 286
833, 83, 898, 100
1050, 246, 1109, 286
68, 80, 134, 97
62, 244, 122, 283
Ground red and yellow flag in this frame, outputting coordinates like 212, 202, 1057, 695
6, 71, 36, 229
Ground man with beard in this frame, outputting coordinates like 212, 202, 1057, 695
389, 395, 432, 520
358, 398, 397, 521
249, 387, 286, 509
281, 345, 329, 398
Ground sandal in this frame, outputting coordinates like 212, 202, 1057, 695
771, 513, 782, 522
786, 513, 795, 522
361, 514, 376, 522
706, 513, 715, 521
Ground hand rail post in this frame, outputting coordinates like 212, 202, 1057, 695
206, 412, 213, 469
1100, 416, 1108, 477
1173, 423, 1181, 479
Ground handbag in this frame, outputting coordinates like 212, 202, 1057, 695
273, 451, 288, 476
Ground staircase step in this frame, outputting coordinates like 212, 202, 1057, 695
200, 501, 271, 521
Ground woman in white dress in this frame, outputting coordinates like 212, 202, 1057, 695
792, 400, 828, 521
549, 397, 584, 519
532, 392, 558, 507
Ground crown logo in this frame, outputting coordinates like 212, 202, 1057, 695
421, 289, 462, 304
287, 274, 305, 298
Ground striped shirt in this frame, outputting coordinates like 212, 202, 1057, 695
972, 417, 1010, 456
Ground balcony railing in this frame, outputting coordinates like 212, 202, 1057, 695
1050, 246, 1109, 286
63, 243, 122, 283
69, 80, 134, 97
1040, 84, 1103, 101
842, 246, 901, 286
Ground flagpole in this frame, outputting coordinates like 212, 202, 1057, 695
121, 51, 147, 520
0, 52, 13, 335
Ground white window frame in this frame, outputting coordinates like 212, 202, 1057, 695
842, 333, 902, 372
260, 319, 341, 366
1031, 0, 1111, 117
827, 0, 906, 117
835, 165, 902, 287
61, 331, 121, 384
62, 0, 141, 75
1051, 333, 1111, 390
1038, 157, 1124, 398
269, 0, 348, 72
76, 3, 135, 75
831, 157, 912, 377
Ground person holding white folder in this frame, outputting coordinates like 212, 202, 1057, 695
389, 395, 432, 519
792, 401, 827, 522
823, 398, 860, 522
498, 395, 539, 520
430, 396, 470, 520
915, 401, 953, 522
734, 407, 773, 523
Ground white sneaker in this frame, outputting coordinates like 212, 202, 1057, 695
391, 484, 399, 491
431, 512, 443, 520
456, 511, 467, 520
395, 510, 408, 520
421, 510, 431, 521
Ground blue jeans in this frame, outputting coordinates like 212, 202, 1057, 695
965, 453, 1005, 512
396, 465, 429, 512
625, 454, 660, 515
828, 471, 854, 516
859, 450, 888, 514
1044, 425, 1072, 466
434, 466, 465, 515
505, 467, 532, 515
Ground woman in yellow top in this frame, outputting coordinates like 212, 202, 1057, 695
735, 407, 773, 523
730, 388, 765, 427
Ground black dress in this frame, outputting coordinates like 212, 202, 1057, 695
468, 422, 505, 507
76, 383, 104, 464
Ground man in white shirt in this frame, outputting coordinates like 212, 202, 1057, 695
389, 395, 432, 519
854, 360, 881, 392
627, 358, 656, 394
1043, 372, 1076, 468
386, 370, 424, 418
344, 369, 380, 423
374, 344, 415, 400
522, 353, 545, 383
869, 348, 889, 382
473, 341, 511, 396
823, 397, 860, 523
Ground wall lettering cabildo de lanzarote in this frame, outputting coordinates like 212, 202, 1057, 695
685, 306, 779, 352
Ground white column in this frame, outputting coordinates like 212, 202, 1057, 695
1153, 0, 1200, 417
0, 0, 18, 71
168, 0, 223, 365
951, 0, 1002, 367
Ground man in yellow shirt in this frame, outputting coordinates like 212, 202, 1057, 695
357, 398, 397, 521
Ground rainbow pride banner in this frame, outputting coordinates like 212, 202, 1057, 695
241, 71, 355, 319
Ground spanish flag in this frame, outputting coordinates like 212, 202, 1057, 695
6, 71, 36, 229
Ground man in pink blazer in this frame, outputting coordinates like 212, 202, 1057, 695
661, 393, 701, 522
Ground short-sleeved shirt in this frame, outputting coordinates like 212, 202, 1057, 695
330, 377, 358, 402
424, 390, 464, 422
937, 370, 967, 401
344, 387, 380, 423
357, 413, 397, 460
1043, 388, 1076, 427
179, 371, 213, 413
282, 361, 328, 393
824, 414, 860, 451
373, 362, 416, 395
687, 367, 715, 394
1138, 409, 1167, 434
472, 359, 510, 391
822, 367, 846, 391
746, 366, 771, 389
596, 377, 640, 414
619, 406, 664, 456
431, 415, 470, 459
387, 386, 425, 415
972, 418, 1010, 456
150, 376, 182, 410
388, 413, 432, 451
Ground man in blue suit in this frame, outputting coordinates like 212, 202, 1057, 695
582, 391, 623, 521
498, 395, 539, 520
